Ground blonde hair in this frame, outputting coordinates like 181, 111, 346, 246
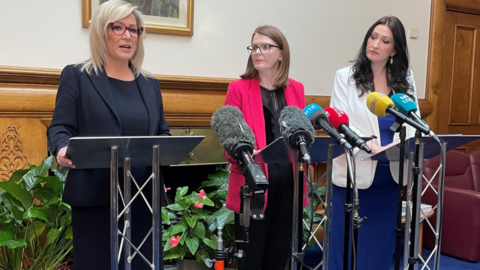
81, 0, 150, 77
240, 25, 291, 88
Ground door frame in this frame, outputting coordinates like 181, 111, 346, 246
425, 0, 480, 132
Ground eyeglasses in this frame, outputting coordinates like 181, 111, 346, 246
247, 44, 282, 55
109, 21, 144, 38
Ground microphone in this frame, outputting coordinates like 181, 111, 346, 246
303, 103, 353, 151
278, 106, 315, 165
391, 94, 440, 142
324, 107, 372, 154
366, 92, 431, 135
211, 105, 269, 193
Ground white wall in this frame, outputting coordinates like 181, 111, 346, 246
1, 0, 431, 97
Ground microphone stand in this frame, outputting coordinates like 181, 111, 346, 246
343, 155, 352, 270
342, 148, 364, 270
408, 130, 422, 270
291, 153, 306, 270
394, 126, 406, 270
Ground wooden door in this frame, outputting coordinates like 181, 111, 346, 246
437, 10, 480, 150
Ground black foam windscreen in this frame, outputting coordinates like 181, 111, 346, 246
211, 105, 256, 158
278, 106, 315, 149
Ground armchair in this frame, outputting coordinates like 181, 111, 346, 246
422, 150, 480, 262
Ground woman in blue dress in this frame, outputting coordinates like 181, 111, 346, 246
328, 15, 420, 270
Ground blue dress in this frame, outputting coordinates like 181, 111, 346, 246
328, 98, 397, 270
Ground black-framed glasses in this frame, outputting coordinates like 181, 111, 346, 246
247, 44, 282, 55
109, 21, 144, 38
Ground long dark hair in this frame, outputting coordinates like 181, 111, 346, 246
352, 16, 414, 100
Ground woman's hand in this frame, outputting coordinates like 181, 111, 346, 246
367, 141, 396, 155
56, 146, 75, 168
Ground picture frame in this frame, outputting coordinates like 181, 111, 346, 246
82, 0, 194, 36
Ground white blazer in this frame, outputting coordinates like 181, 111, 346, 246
330, 66, 420, 189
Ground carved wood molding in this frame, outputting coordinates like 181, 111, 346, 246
0, 65, 434, 127
0, 125, 30, 181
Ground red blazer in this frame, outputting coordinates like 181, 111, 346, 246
224, 77, 308, 213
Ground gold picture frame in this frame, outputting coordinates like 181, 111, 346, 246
82, 0, 194, 36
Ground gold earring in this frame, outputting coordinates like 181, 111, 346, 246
390, 56, 393, 64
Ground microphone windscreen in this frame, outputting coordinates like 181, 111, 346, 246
324, 107, 349, 131
391, 93, 417, 115
211, 105, 255, 158
366, 92, 394, 117
303, 103, 329, 130
279, 106, 315, 148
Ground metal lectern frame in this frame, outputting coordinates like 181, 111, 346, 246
363, 135, 480, 270
255, 136, 350, 270
66, 136, 204, 270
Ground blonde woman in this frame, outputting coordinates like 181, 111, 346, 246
47, 0, 170, 269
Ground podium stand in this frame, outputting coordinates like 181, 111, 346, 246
362, 135, 480, 270
66, 135, 204, 270
255, 136, 349, 270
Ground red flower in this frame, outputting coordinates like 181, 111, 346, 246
196, 189, 206, 200
194, 202, 204, 208
170, 235, 180, 247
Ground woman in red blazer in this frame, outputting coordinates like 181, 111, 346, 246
224, 25, 306, 270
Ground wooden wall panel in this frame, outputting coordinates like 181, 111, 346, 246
0, 65, 433, 179
449, 26, 475, 125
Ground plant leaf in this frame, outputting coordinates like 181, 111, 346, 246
193, 222, 205, 239
186, 236, 200, 255
0, 228, 28, 248
170, 223, 187, 235
22, 156, 53, 191
54, 166, 69, 182
203, 238, 216, 250
0, 181, 33, 210
212, 206, 235, 230
164, 245, 186, 260
47, 228, 61, 244
65, 226, 73, 239
177, 186, 188, 197
185, 215, 197, 228
200, 196, 214, 207
25, 220, 46, 242
162, 207, 172, 224
33, 188, 57, 205
167, 204, 185, 211
8, 169, 30, 184
23, 207, 52, 225
198, 171, 230, 190
179, 231, 187, 245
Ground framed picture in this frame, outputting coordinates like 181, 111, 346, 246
82, 0, 194, 36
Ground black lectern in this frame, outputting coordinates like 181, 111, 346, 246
255, 136, 350, 270
66, 135, 204, 270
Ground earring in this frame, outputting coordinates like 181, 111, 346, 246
390, 56, 394, 64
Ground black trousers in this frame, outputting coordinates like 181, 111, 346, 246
235, 164, 294, 270
71, 169, 162, 270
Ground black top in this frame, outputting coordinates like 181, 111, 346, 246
260, 85, 287, 145
109, 77, 149, 136
260, 85, 293, 188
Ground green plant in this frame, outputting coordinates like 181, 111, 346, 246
0, 156, 73, 270
162, 170, 235, 269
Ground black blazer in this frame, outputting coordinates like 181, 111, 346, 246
47, 64, 170, 207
